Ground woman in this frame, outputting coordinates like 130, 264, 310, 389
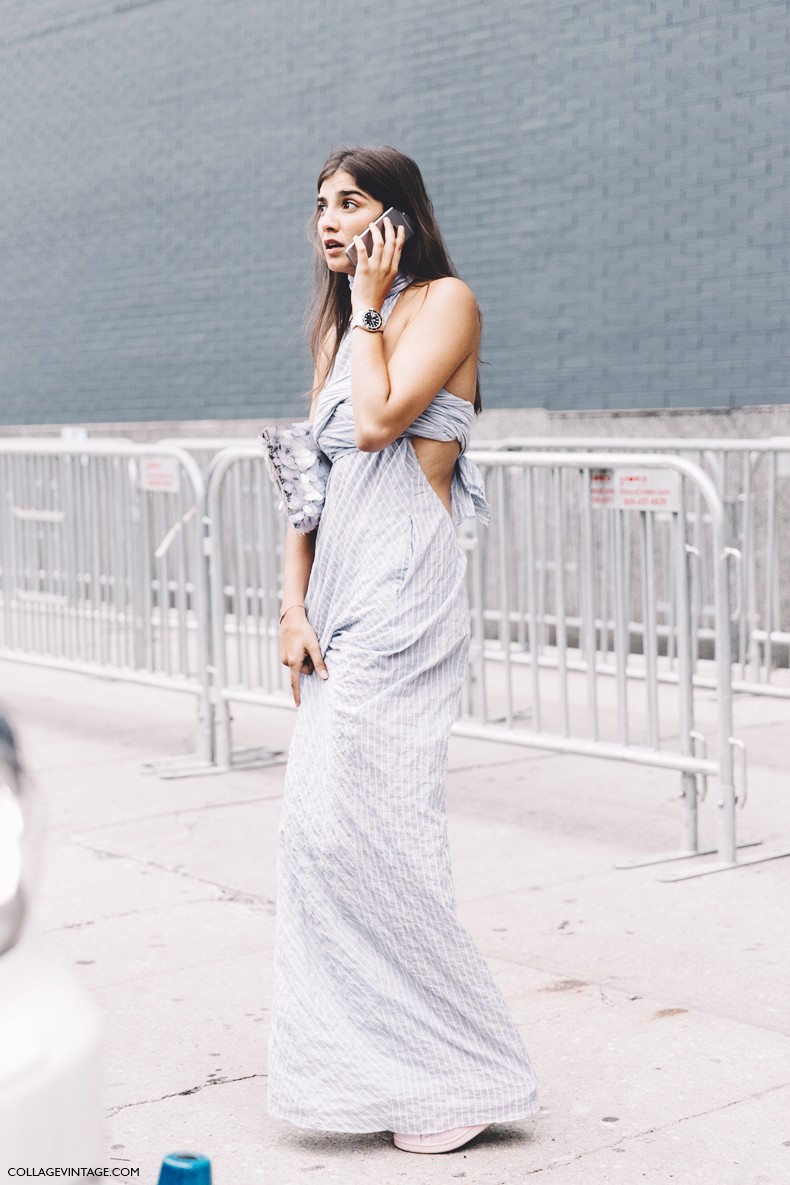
265, 146, 538, 1155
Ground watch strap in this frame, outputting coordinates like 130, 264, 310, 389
350, 308, 384, 332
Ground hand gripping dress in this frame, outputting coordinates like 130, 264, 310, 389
267, 270, 539, 1134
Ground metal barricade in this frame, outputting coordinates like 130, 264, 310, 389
203, 444, 790, 879
0, 440, 213, 769
157, 438, 253, 479
204, 445, 291, 770
478, 436, 790, 697
4, 435, 789, 877
455, 450, 777, 880
160, 433, 790, 695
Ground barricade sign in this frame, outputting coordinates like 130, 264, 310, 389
590, 467, 682, 512
140, 456, 181, 493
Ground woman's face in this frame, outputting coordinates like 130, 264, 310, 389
316, 169, 385, 275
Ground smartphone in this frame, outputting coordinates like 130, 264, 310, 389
345, 207, 415, 266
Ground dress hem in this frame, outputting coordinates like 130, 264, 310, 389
266, 1090, 540, 1135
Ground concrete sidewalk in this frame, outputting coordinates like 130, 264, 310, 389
2, 657, 790, 1184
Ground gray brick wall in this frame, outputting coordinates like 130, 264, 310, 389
1, 0, 789, 425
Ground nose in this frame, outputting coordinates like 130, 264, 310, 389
318, 209, 338, 235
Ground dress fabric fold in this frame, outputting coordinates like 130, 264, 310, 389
266, 270, 538, 1133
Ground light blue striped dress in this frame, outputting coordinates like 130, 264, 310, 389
267, 270, 539, 1134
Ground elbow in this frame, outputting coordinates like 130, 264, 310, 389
354, 424, 392, 452
355, 433, 385, 453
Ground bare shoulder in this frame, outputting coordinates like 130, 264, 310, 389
391, 276, 481, 358
418, 276, 480, 325
425, 275, 477, 301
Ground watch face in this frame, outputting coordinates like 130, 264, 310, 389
362, 309, 383, 331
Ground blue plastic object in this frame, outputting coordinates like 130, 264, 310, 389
157, 1153, 212, 1185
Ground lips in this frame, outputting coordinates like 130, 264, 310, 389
324, 240, 344, 249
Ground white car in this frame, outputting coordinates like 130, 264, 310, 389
0, 708, 104, 1168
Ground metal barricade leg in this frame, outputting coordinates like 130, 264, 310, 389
657, 510, 790, 880
614, 508, 718, 869
188, 447, 287, 774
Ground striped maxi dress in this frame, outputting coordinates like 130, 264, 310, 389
266, 269, 539, 1134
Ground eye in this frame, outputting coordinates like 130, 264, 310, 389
342, 199, 357, 209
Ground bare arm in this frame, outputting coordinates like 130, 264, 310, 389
279, 523, 317, 623
345, 218, 480, 451
351, 277, 479, 450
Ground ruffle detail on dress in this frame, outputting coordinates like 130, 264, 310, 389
452, 455, 492, 527
259, 420, 331, 534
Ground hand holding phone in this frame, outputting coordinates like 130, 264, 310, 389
345, 207, 414, 267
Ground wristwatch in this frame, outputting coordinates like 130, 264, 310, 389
350, 308, 384, 333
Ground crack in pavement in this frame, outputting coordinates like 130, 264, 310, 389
39, 895, 221, 934
485, 953, 790, 1039
524, 1079, 790, 1175
71, 838, 277, 912
62, 791, 285, 835
107, 1072, 268, 1116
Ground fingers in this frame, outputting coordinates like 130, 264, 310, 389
357, 220, 382, 268
371, 217, 404, 269
367, 217, 394, 254
390, 222, 405, 265
289, 660, 301, 707
352, 233, 369, 270
383, 218, 405, 245
303, 635, 326, 682
386, 219, 405, 257
281, 644, 309, 706
354, 217, 405, 285
288, 655, 315, 707
283, 644, 328, 707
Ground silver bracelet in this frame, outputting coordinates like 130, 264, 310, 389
279, 603, 306, 625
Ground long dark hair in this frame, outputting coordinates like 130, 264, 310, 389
303, 145, 483, 414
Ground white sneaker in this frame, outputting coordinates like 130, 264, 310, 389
393, 1124, 489, 1154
